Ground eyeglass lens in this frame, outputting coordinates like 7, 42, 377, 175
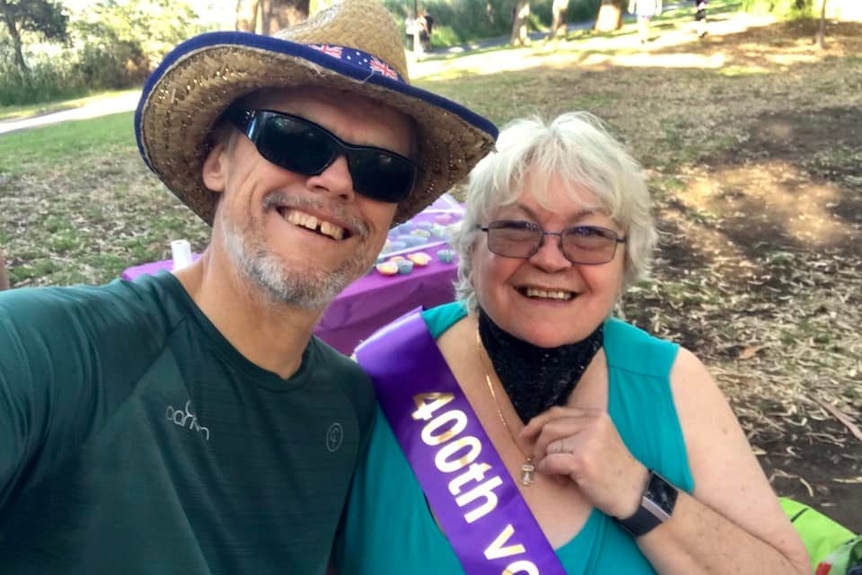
484, 221, 623, 264
229, 109, 417, 204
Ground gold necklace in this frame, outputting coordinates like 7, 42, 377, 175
476, 330, 536, 487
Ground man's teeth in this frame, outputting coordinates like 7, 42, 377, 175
285, 211, 345, 240
525, 287, 573, 301
286, 210, 316, 229
320, 221, 345, 240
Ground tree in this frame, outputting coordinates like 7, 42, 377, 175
741, 0, 811, 17
510, 0, 530, 46
816, 0, 827, 48
235, 0, 256, 31
594, 0, 623, 33
0, 0, 68, 73
236, 0, 310, 34
0, 250, 8, 290
70, 0, 201, 88
546, 0, 570, 41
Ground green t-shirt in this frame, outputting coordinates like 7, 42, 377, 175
335, 302, 693, 575
0, 273, 375, 574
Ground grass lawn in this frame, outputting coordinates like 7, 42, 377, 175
1, 1, 860, 531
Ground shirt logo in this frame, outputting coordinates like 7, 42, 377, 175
166, 400, 210, 441
326, 423, 344, 452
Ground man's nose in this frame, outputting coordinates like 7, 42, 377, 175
306, 155, 356, 201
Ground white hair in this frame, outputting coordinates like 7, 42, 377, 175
452, 112, 657, 313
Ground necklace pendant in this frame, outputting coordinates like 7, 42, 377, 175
520, 459, 536, 486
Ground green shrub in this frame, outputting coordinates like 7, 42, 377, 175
0, 0, 205, 107
570, 0, 602, 23
74, 39, 149, 90
0, 48, 87, 106
385, 0, 518, 46
429, 25, 463, 46
741, 0, 813, 17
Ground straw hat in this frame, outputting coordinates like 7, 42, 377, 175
135, 0, 497, 227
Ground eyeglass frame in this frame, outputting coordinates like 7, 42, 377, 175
224, 108, 418, 204
477, 220, 627, 265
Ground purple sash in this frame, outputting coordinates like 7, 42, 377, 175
355, 309, 567, 575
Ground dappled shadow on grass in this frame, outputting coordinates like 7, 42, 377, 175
0, 156, 210, 287
415, 16, 861, 260
635, 18, 862, 65
705, 105, 862, 231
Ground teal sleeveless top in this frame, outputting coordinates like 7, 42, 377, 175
335, 302, 694, 575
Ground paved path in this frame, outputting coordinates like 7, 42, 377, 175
0, 91, 140, 136
0, 3, 688, 136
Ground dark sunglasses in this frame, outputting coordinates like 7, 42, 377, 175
225, 109, 417, 204
478, 220, 626, 265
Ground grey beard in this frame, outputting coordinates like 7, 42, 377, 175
221, 215, 361, 311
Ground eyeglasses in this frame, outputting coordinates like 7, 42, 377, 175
478, 220, 626, 265
226, 109, 417, 204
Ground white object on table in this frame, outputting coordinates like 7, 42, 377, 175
171, 240, 193, 271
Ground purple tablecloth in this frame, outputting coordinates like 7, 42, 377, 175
121, 195, 463, 354
315, 253, 457, 353
121, 254, 458, 355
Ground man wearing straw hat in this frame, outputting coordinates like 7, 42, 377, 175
0, 0, 496, 572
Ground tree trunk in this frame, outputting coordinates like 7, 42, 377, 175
0, 251, 9, 291
816, 0, 827, 48
1, 11, 28, 74
260, 0, 273, 33
510, 0, 531, 46
269, 0, 309, 33
546, 0, 569, 41
594, 0, 623, 33
235, 0, 259, 32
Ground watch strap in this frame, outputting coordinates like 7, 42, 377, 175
614, 470, 678, 537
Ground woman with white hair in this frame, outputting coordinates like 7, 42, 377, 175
337, 112, 810, 575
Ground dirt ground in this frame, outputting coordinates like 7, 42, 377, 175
620, 19, 862, 532
420, 13, 862, 532
697, 92, 860, 528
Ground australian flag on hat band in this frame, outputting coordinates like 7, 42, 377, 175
309, 44, 403, 82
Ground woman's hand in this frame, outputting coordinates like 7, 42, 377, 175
521, 406, 648, 519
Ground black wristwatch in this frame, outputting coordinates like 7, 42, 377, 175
614, 470, 678, 537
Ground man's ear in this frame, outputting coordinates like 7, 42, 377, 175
201, 142, 228, 194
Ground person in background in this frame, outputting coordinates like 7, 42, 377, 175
629, 0, 662, 44
418, 10, 435, 51
546, 0, 570, 42
0, 0, 496, 572
335, 112, 809, 575
694, 0, 708, 38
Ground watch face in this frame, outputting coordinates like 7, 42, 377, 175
614, 470, 679, 537
642, 472, 678, 521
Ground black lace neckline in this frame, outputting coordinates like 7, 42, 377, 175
477, 307, 604, 424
